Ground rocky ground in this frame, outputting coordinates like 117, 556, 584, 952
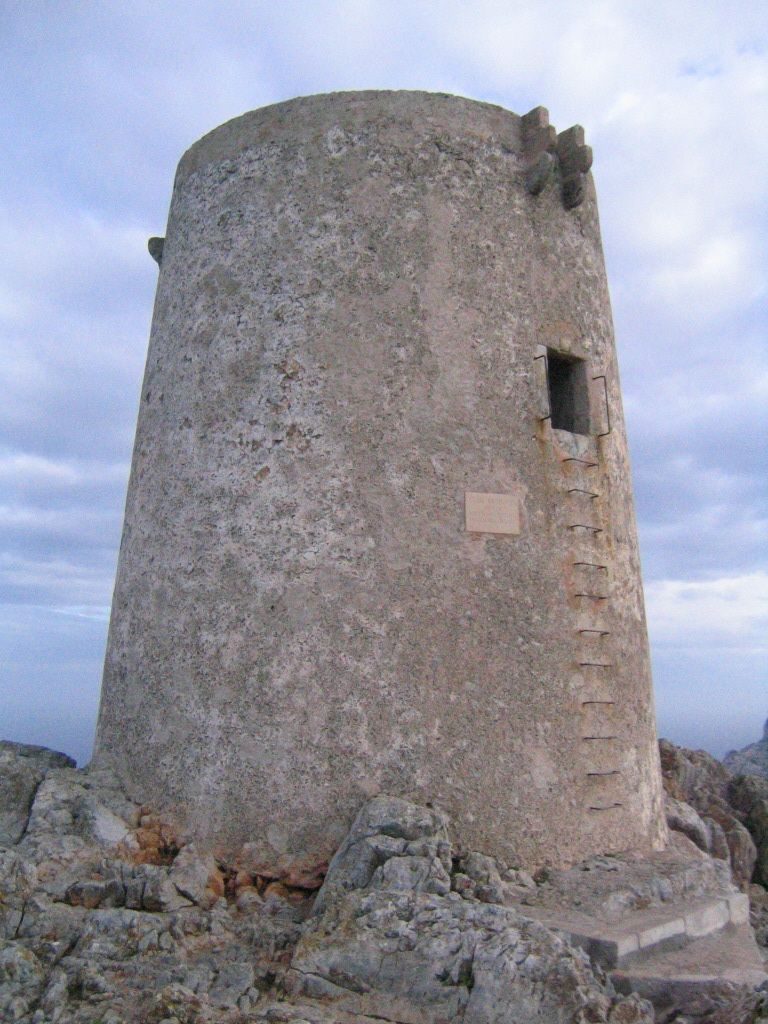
659, 736, 768, 950
1, 737, 767, 1023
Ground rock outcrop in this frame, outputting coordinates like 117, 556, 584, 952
725, 719, 768, 781
660, 738, 768, 889
1, 739, 767, 1023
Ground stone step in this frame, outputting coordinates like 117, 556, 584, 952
611, 924, 767, 1023
521, 892, 750, 970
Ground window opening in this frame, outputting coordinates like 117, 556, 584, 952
546, 350, 590, 434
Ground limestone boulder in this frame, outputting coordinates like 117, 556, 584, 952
294, 795, 655, 1024
660, 739, 760, 887
665, 794, 709, 853
292, 890, 653, 1023
20, 764, 140, 860
0, 741, 74, 846
168, 842, 222, 907
0, 940, 47, 1021
312, 795, 451, 914
728, 774, 768, 888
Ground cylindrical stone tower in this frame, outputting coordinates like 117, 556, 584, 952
95, 91, 667, 875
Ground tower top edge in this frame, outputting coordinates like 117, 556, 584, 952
177, 90, 527, 181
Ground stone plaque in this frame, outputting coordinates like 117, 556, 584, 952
465, 491, 520, 535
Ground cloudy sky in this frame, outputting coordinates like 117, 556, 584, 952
1, 1, 766, 767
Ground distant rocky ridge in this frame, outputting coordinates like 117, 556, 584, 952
1, 737, 767, 1023
725, 720, 768, 781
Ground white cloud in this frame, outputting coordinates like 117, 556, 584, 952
646, 572, 768, 650
0, 453, 128, 488
52, 605, 111, 622
0, 552, 115, 606
0, 205, 151, 325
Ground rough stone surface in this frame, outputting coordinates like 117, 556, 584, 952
94, 89, 667, 872
729, 774, 768, 888
311, 795, 451, 914
0, 742, 74, 846
291, 890, 654, 1023
665, 795, 710, 853
0, 743, 669, 1023
725, 718, 768, 781
3, 742, 768, 1021
660, 739, 759, 888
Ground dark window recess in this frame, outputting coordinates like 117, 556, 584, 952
546, 350, 590, 434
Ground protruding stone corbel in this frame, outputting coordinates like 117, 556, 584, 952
521, 108, 593, 209
522, 106, 557, 196
556, 126, 593, 210
148, 237, 165, 265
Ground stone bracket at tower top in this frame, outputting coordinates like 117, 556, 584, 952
521, 105, 593, 209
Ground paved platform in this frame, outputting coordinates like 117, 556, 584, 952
515, 885, 766, 1021
612, 924, 767, 1022
521, 892, 751, 969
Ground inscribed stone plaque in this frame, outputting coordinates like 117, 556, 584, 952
465, 491, 520, 535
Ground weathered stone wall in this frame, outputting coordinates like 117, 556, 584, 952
94, 91, 667, 871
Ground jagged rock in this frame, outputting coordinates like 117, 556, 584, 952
751, 883, 768, 949
136, 863, 194, 912
311, 794, 450, 914
20, 764, 140, 865
168, 843, 221, 907
725, 819, 759, 890
0, 941, 47, 1019
150, 982, 209, 1023
660, 740, 732, 805
660, 739, 759, 888
370, 852, 451, 895
729, 774, 768, 888
724, 718, 768, 780
1, 739, 765, 1022
208, 960, 255, 1009
0, 742, 74, 846
293, 794, 654, 1023
65, 875, 126, 909
665, 794, 710, 852
291, 890, 653, 1023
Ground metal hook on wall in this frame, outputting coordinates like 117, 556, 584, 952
534, 352, 552, 421
592, 374, 611, 437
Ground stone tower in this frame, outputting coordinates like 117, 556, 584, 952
94, 91, 667, 875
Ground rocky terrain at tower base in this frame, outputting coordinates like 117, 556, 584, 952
1, 738, 767, 1023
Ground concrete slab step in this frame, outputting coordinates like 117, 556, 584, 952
611, 924, 767, 1023
521, 892, 750, 969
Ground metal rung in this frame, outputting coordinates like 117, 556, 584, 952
561, 456, 598, 467
578, 628, 611, 637
567, 488, 598, 498
582, 735, 618, 741
579, 661, 613, 668
587, 770, 622, 777
581, 700, 615, 706
588, 803, 624, 811
574, 593, 609, 600
574, 561, 608, 570
534, 352, 552, 421
593, 375, 612, 438
568, 524, 603, 533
